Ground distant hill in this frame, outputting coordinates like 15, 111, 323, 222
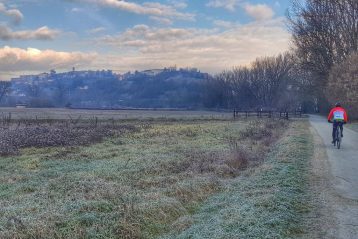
7, 68, 210, 109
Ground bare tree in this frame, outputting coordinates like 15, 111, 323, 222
0, 81, 11, 103
204, 53, 296, 110
326, 53, 358, 118
230, 67, 256, 109
203, 73, 233, 108
54, 79, 69, 107
26, 83, 41, 98
288, 0, 358, 90
249, 53, 294, 108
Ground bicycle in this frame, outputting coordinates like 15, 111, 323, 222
330, 121, 344, 149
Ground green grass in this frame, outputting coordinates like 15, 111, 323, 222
0, 119, 312, 239
162, 121, 314, 239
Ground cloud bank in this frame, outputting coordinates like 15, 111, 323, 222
97, 18, 290, 73
0, 25, 60, 40
0, 46, 96, 79
0, 3, 23, 24
206, 0, 275, 22
73, 0, 194, 21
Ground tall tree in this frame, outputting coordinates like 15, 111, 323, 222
249, 53, 294, 108
204, 53, 296, 110
326, 53, 358, 118
288, 0, 358, 91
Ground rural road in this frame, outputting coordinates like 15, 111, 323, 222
309, 115, 358, 238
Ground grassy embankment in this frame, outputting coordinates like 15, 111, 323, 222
0, 118, 314, 238
163, 120, 314, 238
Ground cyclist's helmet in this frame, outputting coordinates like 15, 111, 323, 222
335, 102, 341, 107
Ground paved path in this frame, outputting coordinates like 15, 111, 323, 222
310, 115, 358, 238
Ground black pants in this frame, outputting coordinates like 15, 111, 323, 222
332, 121, 344, 140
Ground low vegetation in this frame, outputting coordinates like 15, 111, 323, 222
0, 122, 138, 156
0, 118, 291, 238
162, 120, 314, 238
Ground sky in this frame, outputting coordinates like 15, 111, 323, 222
0, 0, 292, 80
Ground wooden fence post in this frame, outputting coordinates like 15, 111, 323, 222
231, 109, 300, 119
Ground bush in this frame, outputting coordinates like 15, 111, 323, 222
326, 53, 358, 119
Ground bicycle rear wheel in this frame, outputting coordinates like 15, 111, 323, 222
336, 127, 341, 149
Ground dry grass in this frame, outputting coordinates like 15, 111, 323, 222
0, 118, 288, 238
0, 108, 232, 120
0, 122, 138, 156
163, 121, 314, 238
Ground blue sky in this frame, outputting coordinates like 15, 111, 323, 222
0, 0, 292, 79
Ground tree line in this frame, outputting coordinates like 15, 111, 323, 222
205, 0, 358, 116
288, 0, 358, 117
202, 53, 304, 111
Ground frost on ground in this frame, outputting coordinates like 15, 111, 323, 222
162, 121, 315, 239
0, 118, 298, 239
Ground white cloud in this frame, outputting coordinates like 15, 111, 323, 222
0, 2, 23, 24
150, 16, 173, 25
207, 1, 275, 21
0, 46, 97, 79
74, 0, 195, 21
213, 20, 236, 28
71, 7, 83, 13
206, 0, 240, 12
0, 25, 60, 40
168, 0, 188, 9
99, 24, 194, 47
95, 18, 290, 74
87, 27, 106, 34
244, 3, 274, 21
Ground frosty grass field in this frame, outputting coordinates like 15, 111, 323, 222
0, 108, 315, 238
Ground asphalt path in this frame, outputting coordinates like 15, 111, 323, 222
310, 115, 358, 238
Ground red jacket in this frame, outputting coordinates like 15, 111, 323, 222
328, 106, 348, 122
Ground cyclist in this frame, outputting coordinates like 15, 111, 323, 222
327, 102, 348, 144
